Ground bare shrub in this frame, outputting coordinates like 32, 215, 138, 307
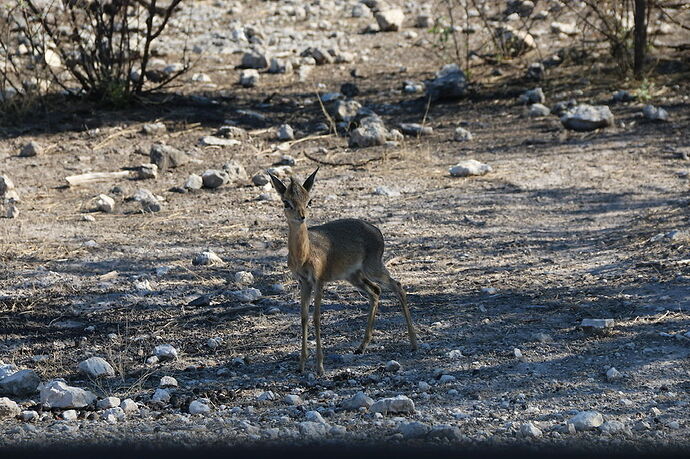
0, 0, 190, 111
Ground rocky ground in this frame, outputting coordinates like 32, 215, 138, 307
1, 0, 689, 450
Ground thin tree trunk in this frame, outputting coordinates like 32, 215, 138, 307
634, 0, 648, 78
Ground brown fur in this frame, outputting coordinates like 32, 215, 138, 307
269, 169, 418, 376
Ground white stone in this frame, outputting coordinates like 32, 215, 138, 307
151, 388, 171, 403
0, 397, 20, 418
298, 421, 327, 437
305, 410, 328, 425
284, 394, 303, 406
0, 363, 17, 380
20, 410, 39, 422
385, 360, 402, 372
200, 136, 241, 147
439, 374, 456, 384
606, 367, 622, 381
277, 124, 295, 141
120, 398, 138, 414
240, 69, 260, 88
153, 344, 178, 360
569, 411, 604, 431
453, 127, 473, 141
77, 357, 115, 378
370, 395, 415, 415
581, 318, 615, 330
601, 420, 626, 435
101, 406, 125, 423
520, 422, 543, 437
418, 381, 431, 391
19, 141, 41, 157
399, 421, 430, 438
232, 288, 262, 302
96, 194, 115, 213
160, 376, 178, 387
96, 397, 121, 410
561, 105, 614, 131
342, 391, 374, 410
62, 409, 78, 421
373, 186, 400, 197
449, 160, 492, 177
529, 103, 551, 117
375, 9, 405, 31
642, 104, 669, 121
189, 399, 211, 415
193, 251, 224, 266
234, 271, 254, 285
0, 369, 40, 396
184, 174, 203, 190
40, 380, 96, 409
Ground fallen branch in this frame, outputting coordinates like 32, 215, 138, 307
65, 171, 134, 186
303, 150, 388, 167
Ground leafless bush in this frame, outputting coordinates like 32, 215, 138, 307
0, 0, 190, 111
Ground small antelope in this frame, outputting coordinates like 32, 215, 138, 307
268, 168, 418, 375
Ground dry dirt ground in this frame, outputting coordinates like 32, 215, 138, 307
0, 0, 689, 451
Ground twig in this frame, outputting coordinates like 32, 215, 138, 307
93, 128, 139, 150
303, 150, 385, 167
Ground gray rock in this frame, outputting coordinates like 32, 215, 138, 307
153, 344, 178, 361
62, 409, 78, 421
97, 397, 121, 410
375, 9, 405, 31
0, 369, 40, 396
560, 104, 614, 131
223, 160, 248, 182
202, 170, 230, 189
20, 410, 39, 422
234, 271, 254, 285
101, 406, 125, 423
601, 420, 626, 435
569, 410, 604, 431
0, 176, 15, 195
241, 51, 269, 69
449, 160, 492, 177
329, 99, 362, 123
252, 173, 270, 186
200, 136, 241, 147
454, 127, 473, 141
19, 141, 41, 157
303, 47, 334, 65
120, 398, 138, 414
370, 395, 415, 415
341, 391, 374, 411
40, 380, 96, 409
305, 410, 328, 425
581, 318, 615, 330
0, 397, 20, 418
189, 399, 211, 415
96, 194, 116, 213
398, 123, 432, 136
551, 99, 577, 116
184, 174, 203, 190
149, 144, 189, 171
373, 186, 400, 197
192, 251, 223, 266
519, 87, 545, 104
349, 116, 388, 148
439, 374, 456, 383
0, 364, 17, 380
520, 422, 543, 438
529, 103, 550, 117
231, 288, 262, 302
133, 188, 161, 212
418, 381, 431, 391
283, 394, 303, 406
151, 388, 171, 403
426, 64, 467, 102
526, 62, 544, 81
142, 122, 167, 135
6, 204, 19, 218
77, 357, 115, 378
138, 163, 158, 180
427, 424, 462, 441
415, 14, 433, 28
216, 125, 247, 139
159, 376, 178, 387
606, 367, 622, 381
385, 360, 402, 372
398, 421, 430, 438
642, 104, 669, 121
277, 124, 294, 141
268, 58, 292, 74
239, 69, 260, 88
298, 421, 327, 438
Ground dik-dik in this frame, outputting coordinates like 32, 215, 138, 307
268, 168, 418, 376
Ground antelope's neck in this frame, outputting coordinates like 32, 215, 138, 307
287, 221, 310, 271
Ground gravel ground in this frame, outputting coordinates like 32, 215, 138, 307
0, 0, 689, 450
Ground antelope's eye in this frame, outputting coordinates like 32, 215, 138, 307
282, 200, 293, 209
307, 199, 313, 207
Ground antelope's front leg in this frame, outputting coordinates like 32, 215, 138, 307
313, 283, 324, 376
299, 280, 313, 373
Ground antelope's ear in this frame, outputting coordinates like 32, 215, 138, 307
268, 173, 287, 195
303, 167, 319, 192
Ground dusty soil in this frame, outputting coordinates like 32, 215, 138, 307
0, 0, 689, 450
